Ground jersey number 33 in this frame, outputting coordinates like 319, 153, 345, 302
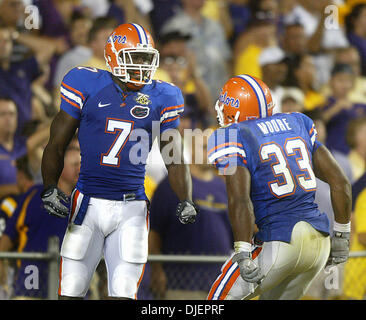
259, 137, 317, 198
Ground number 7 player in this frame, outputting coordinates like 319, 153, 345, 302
40, 23, 198, 299
207, 75, 352, 300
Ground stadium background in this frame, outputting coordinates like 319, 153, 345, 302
0, 0, 365, 300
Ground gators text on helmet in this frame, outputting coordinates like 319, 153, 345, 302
215, 75, 274, 127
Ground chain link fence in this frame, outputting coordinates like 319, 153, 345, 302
0, 240, 365, 300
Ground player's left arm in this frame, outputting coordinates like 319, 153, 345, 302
300, 109, 352, 265
158, 83, 198, 224
159, 130, 197, 224
313, 144, 352, 265
300, 112, 352, 225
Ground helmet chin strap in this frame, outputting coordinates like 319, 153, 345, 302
116, 76, 145, 91
234, 111, 240, 122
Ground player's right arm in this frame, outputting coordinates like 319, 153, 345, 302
41, 67, 85, 218
41, 110, 80, 189
207, 127, 254, 242
208, 127, 263, 283
41, 110, 79, 218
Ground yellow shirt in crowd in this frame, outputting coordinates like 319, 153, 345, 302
348, 150, 366, 182
304, 90, 326, 111
234, 44, 262, 80
83, 56, 108, 71
343, 188, 366, 300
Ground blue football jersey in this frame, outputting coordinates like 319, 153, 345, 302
208, 112, 330, 243
60, 66, 184, 200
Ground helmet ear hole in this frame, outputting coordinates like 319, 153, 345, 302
227, 115, 234, 123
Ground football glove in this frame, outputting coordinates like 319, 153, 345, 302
232, 251, 264, 283
41, 185, 70, 218
176, 200, 198, 224
327, 231, 350, 265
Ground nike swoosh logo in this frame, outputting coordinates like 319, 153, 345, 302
98, 102, 111, 108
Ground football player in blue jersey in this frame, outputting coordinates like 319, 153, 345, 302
40, 23, 198, 300
207, 75, 352, 300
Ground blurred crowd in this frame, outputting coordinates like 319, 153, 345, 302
0, 0, 366, 300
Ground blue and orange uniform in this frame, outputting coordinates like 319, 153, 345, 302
60, 66, 183, 214
207, 112, 330, 300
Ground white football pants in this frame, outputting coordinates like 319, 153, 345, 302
58, 192, 149, 299
208, 221, 330, 300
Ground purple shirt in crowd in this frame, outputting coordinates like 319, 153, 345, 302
0, 136, 27, 185
34, 0, 70, 39
150, 0, 182, 38
0, 57, 41, 132
138, 174, 233, 297
324, 97, 366, 155
33, 0, 73, 90
347, 32, 366, 76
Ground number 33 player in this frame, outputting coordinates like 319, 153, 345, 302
41, 24, 198, 299
207, 75, 352, 300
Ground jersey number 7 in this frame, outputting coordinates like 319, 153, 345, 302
101, 118, 134, 167
259, 137, 317, 198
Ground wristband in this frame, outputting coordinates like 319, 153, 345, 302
333, 221, 351, 233
234, 241, 252, 253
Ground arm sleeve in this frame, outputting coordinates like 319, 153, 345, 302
0, 196, 17, 219
159, 84, 184, 133
59, 67, 88, 120
3, 197, 22, 241
299, 113, 323, 152
207, 126, 248, 174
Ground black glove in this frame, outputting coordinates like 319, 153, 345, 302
176, 200, 198, 224
41, 185, 70, 218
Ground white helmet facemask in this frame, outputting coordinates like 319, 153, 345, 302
215, 100, 240, 127
106, 39, 159, 85
215, 100, 225, 127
